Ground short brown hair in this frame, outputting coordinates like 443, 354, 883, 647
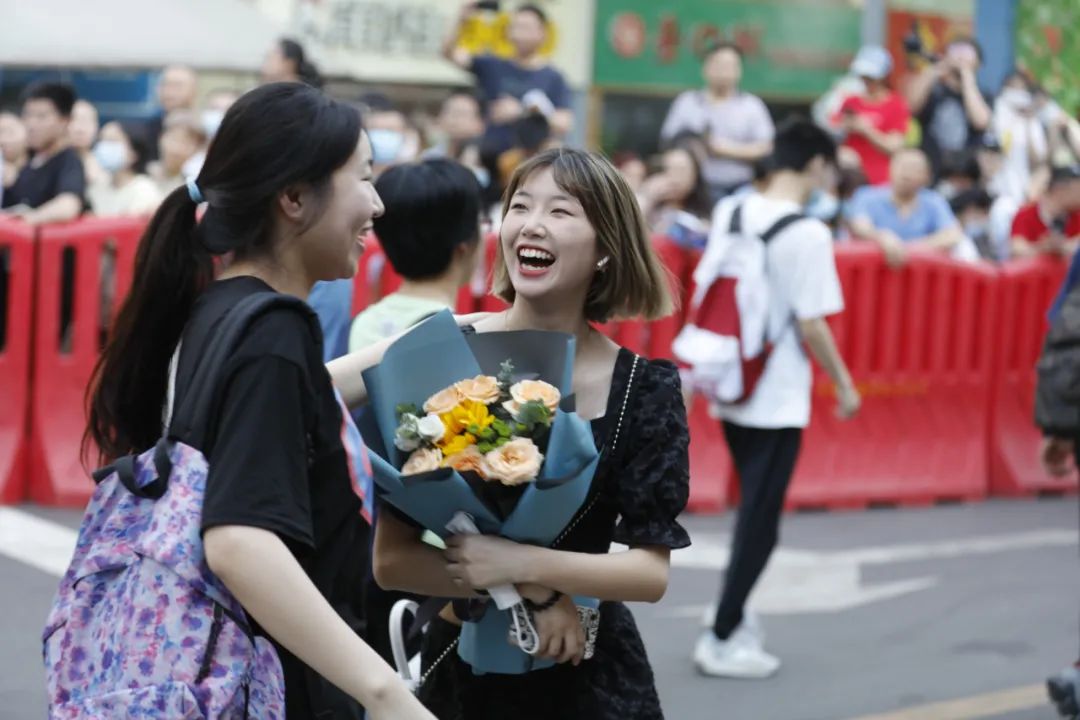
493, 148, 675, 323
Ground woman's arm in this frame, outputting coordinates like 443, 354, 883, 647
204, 525, 434, 720
373, 509, 480, 598
328, 311, 495, 408
445, 534, 672, 603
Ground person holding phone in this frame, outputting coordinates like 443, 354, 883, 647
905, 37, 992, 179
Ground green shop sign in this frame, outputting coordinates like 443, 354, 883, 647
594, 0, 861, 99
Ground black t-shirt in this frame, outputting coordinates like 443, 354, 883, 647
175, 276, 370, 719
917, 81, 990, 176
0, 146, 86, 209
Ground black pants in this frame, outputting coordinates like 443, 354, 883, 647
713, 422, 802, 640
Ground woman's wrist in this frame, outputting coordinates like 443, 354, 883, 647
524, 589, 563, 613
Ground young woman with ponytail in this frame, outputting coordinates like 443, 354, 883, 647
84, 82, 433, 720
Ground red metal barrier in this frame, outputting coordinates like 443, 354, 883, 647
0, 219, 36, 503
989, 257, 1078, 496
27, 217, 145, 506
788, 245, 999, 510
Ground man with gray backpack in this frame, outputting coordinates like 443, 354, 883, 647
678, 118, 861, 679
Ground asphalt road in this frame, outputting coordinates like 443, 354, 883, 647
1, 497, 1076, 719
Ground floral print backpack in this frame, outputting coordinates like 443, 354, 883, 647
42, 294, 321, 718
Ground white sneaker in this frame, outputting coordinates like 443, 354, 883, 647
699, 605, 766, 646
693, 631, 780, 679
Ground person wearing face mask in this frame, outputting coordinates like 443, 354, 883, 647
361, 94, 421, 176
951, 188, 998, 260
993, 71, 1050, 205
87, 121, 163, 217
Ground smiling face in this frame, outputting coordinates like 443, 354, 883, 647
500, 166, 600, 311
298, 130, 384, 281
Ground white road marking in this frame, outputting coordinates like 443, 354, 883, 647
0, 508, 78, 577
660, 528, 1078, 615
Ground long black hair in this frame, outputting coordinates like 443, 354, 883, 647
85, 82, 361, 462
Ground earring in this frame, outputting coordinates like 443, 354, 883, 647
596, 256, 610, 271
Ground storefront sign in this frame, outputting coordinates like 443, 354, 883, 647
594, 0, 860, 99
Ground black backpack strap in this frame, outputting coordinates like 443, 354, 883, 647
168, 292, 321, 452
728, 203, 743, 234
760, 213, 806, 243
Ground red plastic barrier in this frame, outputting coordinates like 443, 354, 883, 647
0, 219, 36, 503
989, 257, 1077, 496
28, 217, 145, 506
788, 245, 998, 509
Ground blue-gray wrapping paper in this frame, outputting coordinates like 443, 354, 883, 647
358, 310, 599, 674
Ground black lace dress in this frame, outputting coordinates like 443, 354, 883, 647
417, 349, 691, 720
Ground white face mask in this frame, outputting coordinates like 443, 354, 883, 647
92, 140, 128, 174
1001, 87, 1032, 111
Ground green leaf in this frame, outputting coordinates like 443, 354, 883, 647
497, 359, 515, 389
396, 402, 420, 419
492, 419, 511, 438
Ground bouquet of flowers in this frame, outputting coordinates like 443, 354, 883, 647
394, 360, 562, 518
356, 311, 600, 675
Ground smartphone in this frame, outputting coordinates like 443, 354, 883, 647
475, 0, 500, 10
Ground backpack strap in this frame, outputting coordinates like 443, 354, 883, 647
760, 213, 806, 243
168, 292, 321, 451
728, 203, 743, 234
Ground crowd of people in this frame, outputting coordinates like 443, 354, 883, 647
612, 35, 1080, 270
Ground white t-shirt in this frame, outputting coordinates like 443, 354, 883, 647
714, 193, 844, 429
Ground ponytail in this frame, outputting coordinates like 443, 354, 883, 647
84, 82, 361, 465
84, 186, 211, 463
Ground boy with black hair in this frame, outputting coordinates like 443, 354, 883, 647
694, 118, 860, 679
349, 158, 483, 352
1, 82, 86, 225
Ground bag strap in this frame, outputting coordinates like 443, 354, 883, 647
168, 292, 320, 451
728, 203, 743, 234
760, 212, 806, 243
551, 352, 641, 549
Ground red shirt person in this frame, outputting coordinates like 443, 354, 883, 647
1010, 165, 1080, 259
831, 46, 910, 185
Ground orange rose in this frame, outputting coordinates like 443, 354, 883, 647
454, 375, 502, 405
424, 386, 462, 415
402, 447, 443, 475
482, 438, 543, 486
510, 380, 561, 412
443, 446, 487, 477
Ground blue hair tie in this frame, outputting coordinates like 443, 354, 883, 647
186, 178, 205, 204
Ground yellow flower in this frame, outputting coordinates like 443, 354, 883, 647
440, 433, 477, 456
441, 399, 495, 436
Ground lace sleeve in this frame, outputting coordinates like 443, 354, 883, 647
612, 359, 691, 549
